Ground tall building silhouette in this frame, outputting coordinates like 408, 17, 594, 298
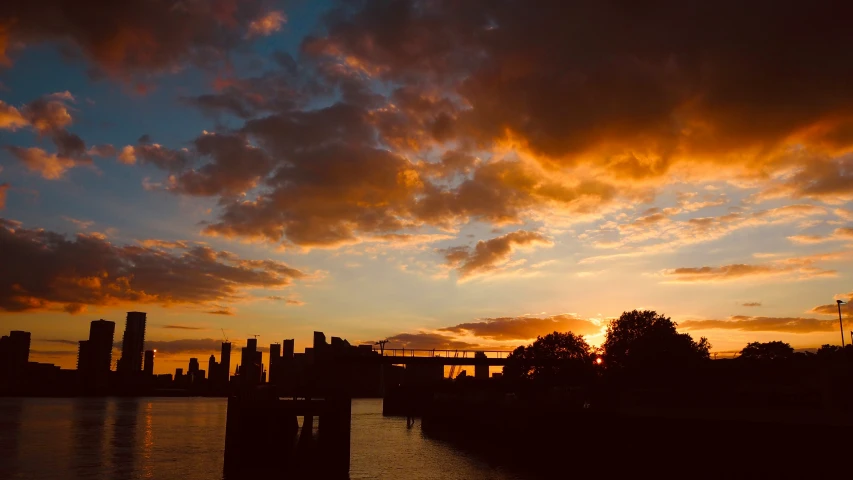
1, 330, 31, 388
240, 338, 263, 386
220, 341, 232, 385
117, 312, 146, 373
208, 354, 218, 383
268, 343, 281, 385
143, 350, 155, 376
283, 339, 294, 360
78, 320, 115, 392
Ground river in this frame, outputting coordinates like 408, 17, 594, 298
0, 397, 527, 480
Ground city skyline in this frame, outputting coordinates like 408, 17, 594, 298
2, 0, 853, 375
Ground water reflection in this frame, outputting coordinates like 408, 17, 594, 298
142, 400, 154, 479
0, 398, 23, 479
72, 398, 109, 479
111, 399, 140, 480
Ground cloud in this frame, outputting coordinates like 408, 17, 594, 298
661, 253, 841, 283
681, 316, 841, 334
285, 299, 305, 306
42, 339, 78, 346
0, 101, 27, 130
205, 306, 235, 315
140, 338, 225, 355
741, 302, 762, 307
0, 183, 8, 209
6, 147, 82, 180
1, 0, 274, 77
788, 227, 853, 244
306, 0, 853, 187
439, 314, 600, 341
808, 292, 853, 315
0, 218, 307, 314
61, 216, 93, 230
384, 332, 483, 351
118, 146, 137, 165
162, 325, 204, 330
247, 11, 286, 37
442, 230, 552, 279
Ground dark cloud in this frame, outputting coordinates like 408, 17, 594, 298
0, 218, 306, 314
0, 0, 281, 77
42, 339, 78, 345
681, 316, 840, 334
385, 332, 483, 351
0, 183, 8, 209
162, 325, 204, 330
439, 314, 600, 341
741, 302, 762, 307
305, 0, 853, 182
442, 230, 551, 278
140, 338, 223, 355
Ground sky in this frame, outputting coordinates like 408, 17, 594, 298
1, 0, 852, 375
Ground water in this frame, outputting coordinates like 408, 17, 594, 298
0, 398, 526, 480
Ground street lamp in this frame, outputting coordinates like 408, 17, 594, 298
837, 300, 847, 347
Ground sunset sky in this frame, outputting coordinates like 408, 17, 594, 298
1, 0, 852, 374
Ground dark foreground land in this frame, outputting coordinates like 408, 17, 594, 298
421, 396, 852, 478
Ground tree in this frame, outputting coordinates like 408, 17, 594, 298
738, 341, 794, 361
601, 310, 711, 372
502, 331, 594, 385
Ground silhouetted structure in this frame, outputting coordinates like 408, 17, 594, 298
208, 354, 219, 384
238, 339, 263, 387
117, 312, 146, 374
0, 330, 31, 390
220, 341, 232, 387
77, 320, 115, 394
268, 343, 282, 386
143, 350, 155, 376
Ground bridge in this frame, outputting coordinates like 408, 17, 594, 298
339, 349, 513, 366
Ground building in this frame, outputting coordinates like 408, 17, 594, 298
189, 357, 199, 374
208, 355, 218, 383
117, 312, 146, 373
1, 330, 31, 389
239, 338, 263, 386
283, 339, 294, 360
143, 350, 155, 376
220, 342, 232, 386
78, 320, 115, 393
268, 343, 281, 385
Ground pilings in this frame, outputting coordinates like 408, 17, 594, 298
224, 387, 351, 478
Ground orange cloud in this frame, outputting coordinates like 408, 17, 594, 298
661, 253, 841, 283
5, 147, 82, 180
247, 11, 286, 37
681, 316, 840, 334
0, 101, 27, 130
442, 230, 552, 279
439, 314, 600, 341
0, 183, 8, 209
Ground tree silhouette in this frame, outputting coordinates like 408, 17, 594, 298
502, 331, 594, 385
738, 341, 794, 361
602, 310, 711, 373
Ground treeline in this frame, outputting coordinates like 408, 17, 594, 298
500, 310, 853, 410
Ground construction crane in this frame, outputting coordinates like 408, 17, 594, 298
252, 334, 260, 339
221, 328, 229, 342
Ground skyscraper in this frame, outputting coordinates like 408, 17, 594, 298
220, 342, 232, 385
268, 343, 281, 385
78, 319, 115, 393
118, 312, 146, 373
208, 354, 218, 383
1, 331, 31, 388
188, 357, 200, 374
240, 339, 262, 386
143, 350, 155, 376
282, 339, 294, 360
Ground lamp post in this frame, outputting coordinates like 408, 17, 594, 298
837, 300, 847, 347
